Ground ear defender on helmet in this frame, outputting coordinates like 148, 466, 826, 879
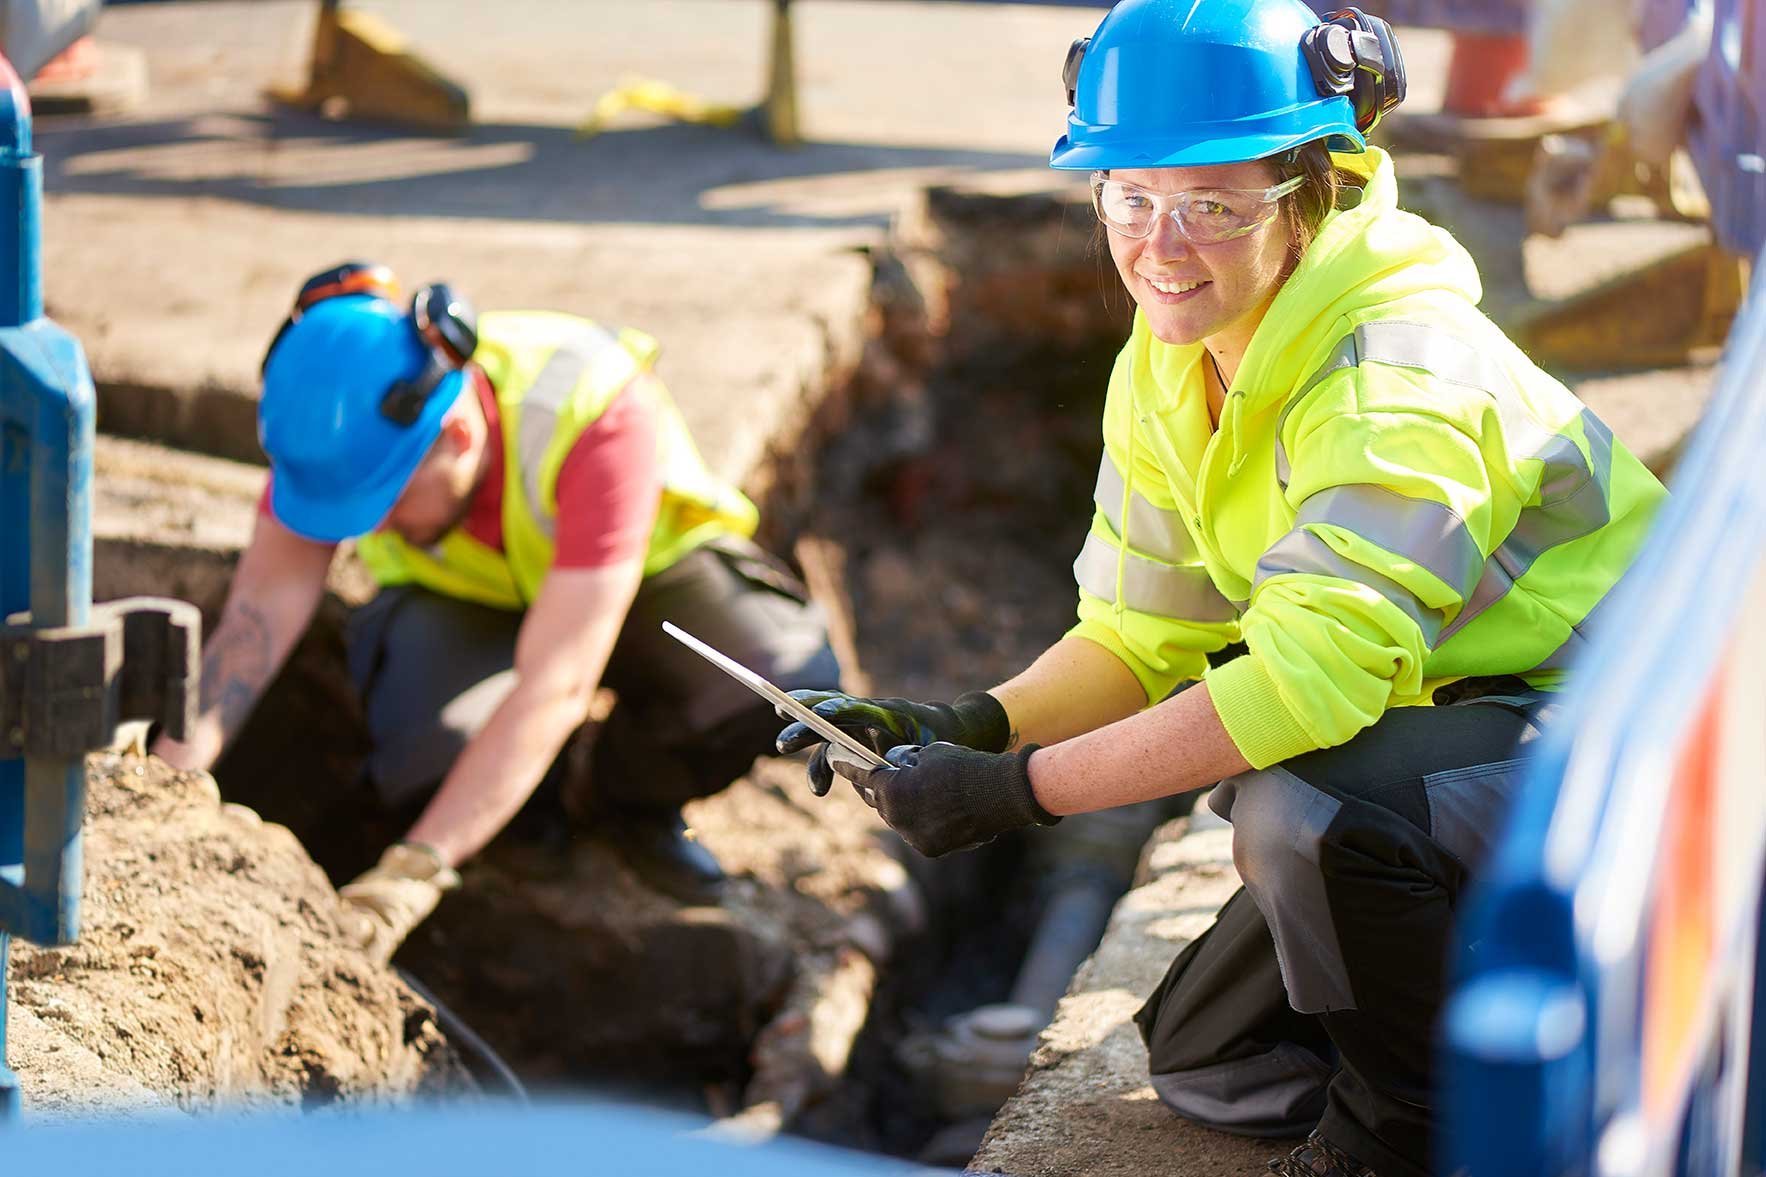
411, 283, 478, 368
1062, 36, 1090, 108
380, 283, 479, 427
1301, 8, 1407, 134
261, 261, 480, 427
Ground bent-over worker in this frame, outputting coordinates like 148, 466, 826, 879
157, 262, 839, 959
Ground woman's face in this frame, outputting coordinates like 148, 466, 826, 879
1105, 161, 1295, 348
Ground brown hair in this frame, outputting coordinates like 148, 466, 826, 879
1273, 139, 1364, 263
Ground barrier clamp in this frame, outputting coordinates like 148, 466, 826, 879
0, 598, 198, 761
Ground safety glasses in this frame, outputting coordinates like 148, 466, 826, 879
1090, 172, 1305, 244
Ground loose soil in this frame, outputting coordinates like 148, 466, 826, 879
8, 753, 468, 1112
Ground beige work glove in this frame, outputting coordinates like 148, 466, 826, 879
337, 842, 461, 966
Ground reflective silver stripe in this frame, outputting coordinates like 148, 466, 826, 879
1354, 320, 1511, 396
1275, 321, 1621, 668
1440, 409, 1616, 645
1295, 485, 1485, 600
1074, 531, 1238, 623
1254, 527, 1447, 645
1502, 410, 1615, 572
1276, 321, 1559, 488
1093, 455, 1197, 564
516, 324, 625, 540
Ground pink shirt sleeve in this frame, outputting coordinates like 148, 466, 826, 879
550, 379, 663, 569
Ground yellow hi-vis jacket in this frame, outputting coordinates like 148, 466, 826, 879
1070, 147, 1667, 769
356, 311, 759, 610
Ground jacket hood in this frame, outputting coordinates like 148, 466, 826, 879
1233, 146, 1483, 415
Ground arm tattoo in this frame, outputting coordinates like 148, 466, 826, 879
1004, 728, 1022, 752
200, 600, 273, 739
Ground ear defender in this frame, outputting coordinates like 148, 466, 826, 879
379, 283, 479, 427
1301, 8, 1407, 134
410, 282, 478, 368
1062, 36, 1090, 108
262, 261, 482, 427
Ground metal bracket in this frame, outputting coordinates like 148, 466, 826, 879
0, 597, 198, 761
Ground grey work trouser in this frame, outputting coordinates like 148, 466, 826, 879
1135, 683, 1554, 1177
345, 537, 842, 817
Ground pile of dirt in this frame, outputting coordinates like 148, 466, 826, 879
7, 753, 468, 1113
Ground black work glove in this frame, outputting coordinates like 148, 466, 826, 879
775, 689, 1011, 797
835, 742, 1058, 857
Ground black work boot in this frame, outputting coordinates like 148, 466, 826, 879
1268, 1134, 1380, 1177
603, 811, 726, 906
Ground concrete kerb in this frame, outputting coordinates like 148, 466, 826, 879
968, 819, 1281, 1177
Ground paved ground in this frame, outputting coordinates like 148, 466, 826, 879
41, 0, 1118, 471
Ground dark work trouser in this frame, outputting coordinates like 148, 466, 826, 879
1134, 686, 1554, 1177
345, 536, 843, 819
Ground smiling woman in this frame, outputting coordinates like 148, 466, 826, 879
774, 1, 1670, 1175
1084, 140, 1365, 396
1098, 160, 1300, 371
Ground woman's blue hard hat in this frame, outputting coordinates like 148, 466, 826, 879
258, 294, 466, 543
1050, 0, 1370, 171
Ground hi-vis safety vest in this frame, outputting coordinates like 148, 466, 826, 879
356, 311, 759, 610
1068, 148, 1667, 770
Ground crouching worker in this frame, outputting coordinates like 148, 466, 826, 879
156, 262, 840, 959
776, 3, 1666, 1174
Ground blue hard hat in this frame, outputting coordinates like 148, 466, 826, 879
1050, 0, 1371, 171
259, 294, 466, 542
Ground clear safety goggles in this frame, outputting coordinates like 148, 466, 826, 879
1090, 172, 1305, 244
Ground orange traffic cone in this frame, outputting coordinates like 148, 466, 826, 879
1443, 32, 1557, 118
32, 35, 99, 84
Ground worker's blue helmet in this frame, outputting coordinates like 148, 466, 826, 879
259, 292, 469, 542
1049, 0, 1406, 171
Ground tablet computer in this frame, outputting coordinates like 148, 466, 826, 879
662, 621, 891, 772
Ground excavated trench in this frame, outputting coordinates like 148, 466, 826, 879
97, 183, 1161, 1161
779, 334, 1188, 1164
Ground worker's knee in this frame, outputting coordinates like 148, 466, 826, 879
1210, 767, 1339, 897
1209, 768, 1354, 1014
1149, 1043, 1332, 1138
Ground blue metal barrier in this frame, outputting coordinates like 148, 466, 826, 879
1441, 249, 1766, 1175
0, 51, 97, 1118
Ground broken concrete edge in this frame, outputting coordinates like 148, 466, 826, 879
97, 379, 270, 469
967, 817, 1283, 1177
86, 244, 885, 481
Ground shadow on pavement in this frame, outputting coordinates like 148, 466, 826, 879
35, 106, 1049, 230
